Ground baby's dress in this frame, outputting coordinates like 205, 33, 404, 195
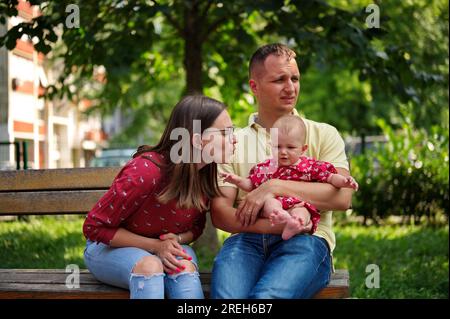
248, 156, 338, 234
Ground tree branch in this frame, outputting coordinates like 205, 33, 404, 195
200, 16, 228, 43
199, 0, 214, 24
153, 0, 184, 38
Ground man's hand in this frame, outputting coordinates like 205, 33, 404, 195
236, 181, 275, 226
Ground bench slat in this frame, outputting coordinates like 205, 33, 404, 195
0, 167, 119, 192
0, 269, 349, 299
0, 270, 211, 284
0, 283, 128, 299
0, 190, 107, 215
0, 269, 349, 284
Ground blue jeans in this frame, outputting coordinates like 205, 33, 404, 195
84, 240, 204, 299
211, 233, 331, 299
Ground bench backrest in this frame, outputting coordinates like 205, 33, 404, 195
0, 168, 120, 216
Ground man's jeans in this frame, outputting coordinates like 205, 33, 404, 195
211, 233, 331, 299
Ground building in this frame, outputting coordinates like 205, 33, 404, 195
0, 0, 107, 170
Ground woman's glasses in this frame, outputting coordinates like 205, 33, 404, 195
205, 126, 236, 142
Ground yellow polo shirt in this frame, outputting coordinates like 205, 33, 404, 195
217, 109, 350, 253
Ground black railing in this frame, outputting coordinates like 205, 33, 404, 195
0, 141, 28, 170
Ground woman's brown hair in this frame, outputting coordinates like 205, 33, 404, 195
133, 95, 226, 211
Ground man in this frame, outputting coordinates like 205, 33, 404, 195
210, 43, 354, 299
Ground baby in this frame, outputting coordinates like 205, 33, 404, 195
221, 115, 358, 240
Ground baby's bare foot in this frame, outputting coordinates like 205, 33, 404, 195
269, 208, 290, 225
281, 216, 304, 240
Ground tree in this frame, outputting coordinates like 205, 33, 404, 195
1, 0, 446, 250
3, 1, 442, 129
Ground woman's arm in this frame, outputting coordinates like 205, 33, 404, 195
83, 156, 160, 244
109, 227, 161, 251
159, 231, 194, 245
110, 228, 192, 272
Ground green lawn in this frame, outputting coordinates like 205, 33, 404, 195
0, 216, 448, 298
332, 224, 448, 298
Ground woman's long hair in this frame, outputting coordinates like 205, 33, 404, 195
133, 95, 226, 211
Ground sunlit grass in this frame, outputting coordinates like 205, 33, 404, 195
333, 223, 449, 298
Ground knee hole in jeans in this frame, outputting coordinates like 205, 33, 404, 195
177, 259, 197, 273
132, 256, 163, 276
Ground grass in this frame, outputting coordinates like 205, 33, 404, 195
0, 216, 85, 268
332, 223, 448, 298
0, 216, 448, 298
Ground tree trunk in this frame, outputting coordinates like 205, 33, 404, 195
183, 4, 203, 95
184, 39, 203, 95
183, 3, 219, 252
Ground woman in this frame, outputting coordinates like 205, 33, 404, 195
83, 95, 236, 299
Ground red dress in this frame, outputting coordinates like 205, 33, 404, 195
83, 152, 206, 245
248, 156, 338, 234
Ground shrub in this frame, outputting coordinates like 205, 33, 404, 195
350, 116, 448, 223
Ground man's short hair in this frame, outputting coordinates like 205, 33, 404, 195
249, 43, 297, 78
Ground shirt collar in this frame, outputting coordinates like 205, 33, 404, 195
248, 108, 301, 129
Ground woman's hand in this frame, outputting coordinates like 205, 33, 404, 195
154, 235, 192, 274
236, 181, 275, 226
159, 232, 181, 243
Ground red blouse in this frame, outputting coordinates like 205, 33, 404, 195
248, 156, 338, 188
82, 152, 206, 245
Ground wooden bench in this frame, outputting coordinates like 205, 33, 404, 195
0, 167, 350, 299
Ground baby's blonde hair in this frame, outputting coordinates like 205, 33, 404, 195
273, 115, 306, 145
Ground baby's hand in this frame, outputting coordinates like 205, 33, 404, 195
220, 173, 237, 184
329, 174, 359, 191
342, 176, 359, 191
340, 176, 359, 191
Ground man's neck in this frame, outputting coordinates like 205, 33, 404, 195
256, 108, 295, 130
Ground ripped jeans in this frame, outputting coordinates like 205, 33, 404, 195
84, 240, 204, 299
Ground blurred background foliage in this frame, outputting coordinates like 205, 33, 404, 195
350, 106, 449, 224
1, 0, 448, 222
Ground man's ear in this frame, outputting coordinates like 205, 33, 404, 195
249, 79, 257, 95
192, 133, 203, 150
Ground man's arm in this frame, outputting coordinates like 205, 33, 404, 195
235, 168, 353, 223
211, 186, 289, 234
270, 168, 354, 211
